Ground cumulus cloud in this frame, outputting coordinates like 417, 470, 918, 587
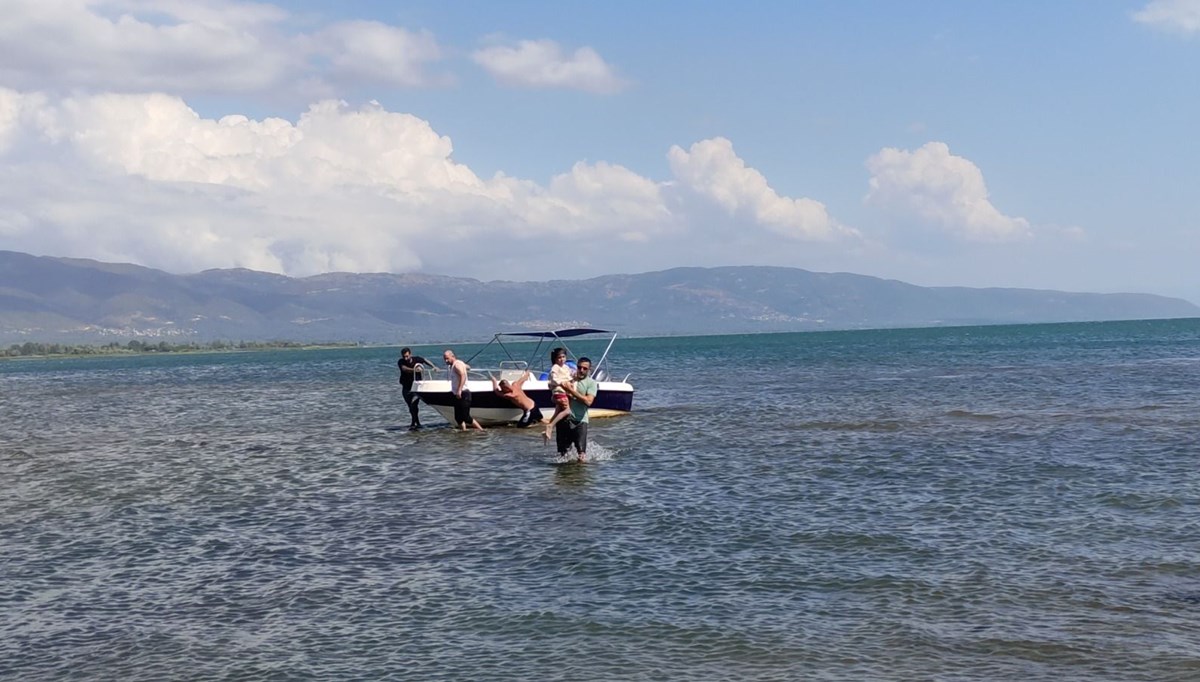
541, 161, 676, 243
307, 21, 447, 88
865, 142, 1031, 242
0, 88, 38, 152
0, 91, 860, 279
106, 0, 289, 27
0, 0, 449, 97
45, 95, 484, 194
1133, 0, 1200, 34
0, 0, 297, 94
668, 138, 852, 241
7, 94, 521, 274
0, 2, 620, 101
472, 39, 626, 93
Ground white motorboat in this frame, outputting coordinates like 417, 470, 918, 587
412, 328, 634, 426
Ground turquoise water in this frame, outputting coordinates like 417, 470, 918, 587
2, 320, 1199, 680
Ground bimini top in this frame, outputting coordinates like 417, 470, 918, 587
499, 328, 612, 338
460, 327, 624, 381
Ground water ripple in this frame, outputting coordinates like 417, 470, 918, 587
3, 324, 1200, 680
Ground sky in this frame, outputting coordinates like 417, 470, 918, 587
0, 1, 1198, 302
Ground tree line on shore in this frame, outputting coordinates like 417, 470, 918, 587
3, 340, 356, 358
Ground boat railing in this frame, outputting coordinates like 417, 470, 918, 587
422, 361, 531, 383
421, 359, 630, 385
492, 361, 530, 383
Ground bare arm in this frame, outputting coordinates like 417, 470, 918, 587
512, 370, 530, 390
563, 381, 595, 407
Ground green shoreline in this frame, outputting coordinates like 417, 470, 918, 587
1, 341, 364, 361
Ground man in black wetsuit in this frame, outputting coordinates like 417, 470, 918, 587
397, 347, 430, 430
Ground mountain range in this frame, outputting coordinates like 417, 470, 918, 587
1, 249, 1196, 344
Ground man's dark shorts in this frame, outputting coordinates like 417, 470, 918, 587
517, 406, 544, 427
453, 389, 473, 425
555, 418, 587, 455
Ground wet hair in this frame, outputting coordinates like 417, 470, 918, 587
401, 347, 411, 354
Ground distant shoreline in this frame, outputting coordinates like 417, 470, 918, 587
1, 341, 362, 361
6, 316, 1200, 361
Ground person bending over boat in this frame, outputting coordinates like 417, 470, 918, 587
490, 371, 543, 427
443, 349, 483, 431
555, 357, 597, 462
398, 347, 431, 430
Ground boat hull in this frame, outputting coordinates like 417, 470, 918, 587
413, 379, 634, 426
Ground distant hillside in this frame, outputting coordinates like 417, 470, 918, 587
1, 250, 1196, 344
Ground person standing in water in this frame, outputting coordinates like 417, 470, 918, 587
443, 349, 483, 431
397, 347, 431, 430
555, 357, 597, 462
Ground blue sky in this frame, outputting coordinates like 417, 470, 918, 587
0, 0, 1197, 302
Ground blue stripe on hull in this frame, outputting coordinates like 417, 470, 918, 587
417, 387, 633, 413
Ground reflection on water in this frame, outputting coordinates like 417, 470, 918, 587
552, 461, 596, 487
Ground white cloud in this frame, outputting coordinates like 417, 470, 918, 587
0, 88, 36, 152
45, 95, 487, 195
0, 2, 616, 101
104, 0, 289, 27
12, 94, 524, 274
0, 91, 862, 280
1133, 0, 1200, 34
548, 162, 673, 239
472, 39, 626, 93
667, 137, 852, 241
0, 0, 449, 97
865, 142, 1031, 242
0, 90, 689, 277
0, 0, 298, 94
308, 21, 446, 88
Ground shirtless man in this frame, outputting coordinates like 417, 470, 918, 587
443, 349, 483, 431
490, 370, 544, 427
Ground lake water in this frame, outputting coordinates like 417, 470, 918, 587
2, 320, 1199, 681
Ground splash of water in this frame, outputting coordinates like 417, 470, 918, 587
547, 439, 616, 464
583, 440, 616, 462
